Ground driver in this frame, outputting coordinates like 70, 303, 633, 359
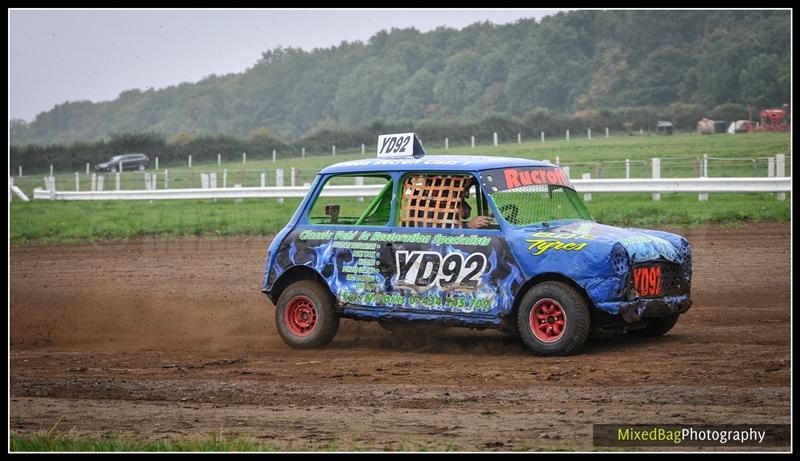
460, 179, 492, 229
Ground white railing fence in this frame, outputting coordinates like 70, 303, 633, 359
27, 177, 791, 202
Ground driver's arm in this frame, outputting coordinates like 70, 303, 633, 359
465, 216, 492, 229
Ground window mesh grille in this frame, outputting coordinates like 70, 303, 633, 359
489, 185, 592, 226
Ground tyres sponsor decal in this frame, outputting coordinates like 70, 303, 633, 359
525, 231, 596, 256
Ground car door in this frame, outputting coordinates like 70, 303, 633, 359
384, 172, 524, 321
268, 173, 400, 314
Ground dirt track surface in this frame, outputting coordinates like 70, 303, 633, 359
10, 224, 791, 451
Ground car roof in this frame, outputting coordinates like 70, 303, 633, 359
319, 155, 556, 175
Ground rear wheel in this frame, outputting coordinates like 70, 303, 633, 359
517, 281, 590, 356
628, 313, 680, 337
275, 280, 339, 348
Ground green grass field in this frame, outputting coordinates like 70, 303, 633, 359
11, 132, 791, 196
9, 132, 791, 244
9, 193, 790, 244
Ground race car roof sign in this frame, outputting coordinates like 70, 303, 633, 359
481, 166, 574, 192
377, 133, 426, 158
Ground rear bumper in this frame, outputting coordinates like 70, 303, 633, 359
596, 294, 692, 323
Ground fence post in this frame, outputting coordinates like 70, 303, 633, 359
155, 157, 159, 170
582, 173, 591, 201
541, 132, 545, 143
562, 166, 570, 178
625, 159, 631, 179
243, 152, 247, 165
272, 149, 276, 163
699, 154, 709, 201
151, 173, 157, 190
75, 172, 80, 191
361, 144, 364, 156
144, 173, 151, 190
332, 145, 336, 157
303, 147, 306, 159
86, 163, 90, 175
217, 154, 221, 166
587, 128, 591, 140
290, 167, 296, 187
517, 133, 521, 144
651, 158, 661, 201
164, 169, 169, 189
210, 172, 217, 189
493, 132, 498, 147
445, 137, 449, 150
471, 136, 475, 148
606, 127, 609, 138
48, 176, 56, 199
276, 169, 284, 204
19, 166, 22, 177
776, 154, 785, 201
91, 173, 97, 191
200, 173, 209, 189
223, 169, 228, 188
260, 172, 266, 188
355, 176, 364, 202
188, 155, 192, 168
115, 172, 120, 191
555, 156, 560, 166
50, 165, 53, 177
566, 130, 570, 142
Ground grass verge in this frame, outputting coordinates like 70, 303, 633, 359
10, 193, 790, 244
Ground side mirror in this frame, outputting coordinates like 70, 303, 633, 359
324, 204, 340, 224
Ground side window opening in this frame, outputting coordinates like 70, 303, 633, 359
399, 174, 478, 229
307, 175, 392, 226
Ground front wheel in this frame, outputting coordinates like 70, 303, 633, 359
517, 281, 590, 356
275, 280, 339, 349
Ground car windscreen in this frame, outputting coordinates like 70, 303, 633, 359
480, 167, 593, 226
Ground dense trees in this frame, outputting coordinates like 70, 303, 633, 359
10, 10, 790, 146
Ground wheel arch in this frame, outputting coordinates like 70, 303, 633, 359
269, 265, 331, 305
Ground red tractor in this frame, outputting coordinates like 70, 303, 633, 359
748, 105, 790, 132
758, 109, 789, 132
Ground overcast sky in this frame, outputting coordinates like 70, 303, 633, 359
9, 9, 564, 122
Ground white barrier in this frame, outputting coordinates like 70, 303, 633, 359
31, 177, 791, 201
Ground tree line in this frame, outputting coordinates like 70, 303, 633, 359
11, 102, 759, 174
10, 10, 789, 147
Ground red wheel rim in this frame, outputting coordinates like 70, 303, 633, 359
529, 298, 567, 343
285, 295, 317, 337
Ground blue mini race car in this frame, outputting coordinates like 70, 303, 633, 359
262, 133, 692, 355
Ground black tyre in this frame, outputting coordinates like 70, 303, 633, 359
517, 281, 590, 356
628, 313, 680, 337
275, 280, 339, 349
